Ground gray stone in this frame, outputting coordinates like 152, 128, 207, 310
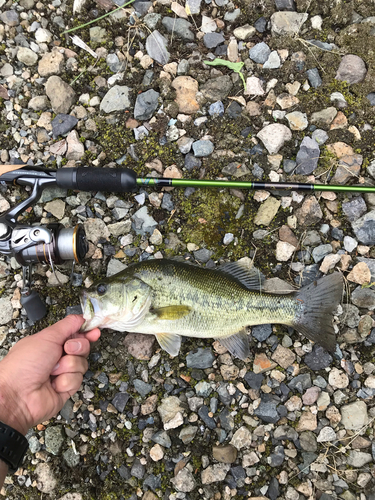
222, 162, 250, 178
162, 17, 194, 41
100, 85, 131, 113
185, 154, 201, 171
193, 248, 213, 263
132, 206, 158, 235
146, 30, 170, 65
304, 345, 332, 370
201, 463, 231, 484
45, 76, 77, 114
133, 379, 153, 397
306, 68, 322, 88
347, 451, 372, 467
312, 244, 333, 263
1, 10, 19, 26
0, 298, 13, 325
268, 445, 285, 467
106, 53, 125, 73
198, 405, 216, 429
352, 210, 375, 245
254, 400, 280, 423
112, 392, 130, 412
171, 468, 197, 492
275, 0, 296, 10
343, 235, 358, 252
192, 140, 214, 157
209, 101, 224, 116
295, 136, 320, 175
224, 9, 240, 22
52, 114, 78, 137
271, 11, 308, 35
299, 431, 317, 452
134, 89, 159, 120
342, 197, 367, 222
28, 435, 41, 453
336, 54, 367, 84
151, 430, 171, 448
252, 324, 272, 342
45, 426, 65, 455
257, 123, 292, 154
351, 287, 375, 310
60, 399, 74, 422
63, 448, 80, 467
200, 75, 233, 101
312, 129, 329, 145
143, 13, 161, 30
263, 51, 281, 69
186, 348, 215, 369
203, 32, 225, 48
341, 401, 369, 430
17, 47, 38, 66
283, 159, 296, 174
249, 42, 271, 64
288, 374, 311, 392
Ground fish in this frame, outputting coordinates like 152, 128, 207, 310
80, 258, 343, 360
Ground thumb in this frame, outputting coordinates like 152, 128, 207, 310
37, 315, 85, 346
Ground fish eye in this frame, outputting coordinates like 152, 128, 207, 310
97, 283, 107, 295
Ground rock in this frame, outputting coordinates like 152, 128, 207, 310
17, 47, 38, 66
179, 425, 197, 444
352, 210, 375, 245
35, 463, 57, 494
203, 32, 225, 48
312, 129, 329, 145
45, 76, 76, 114
310, 107, 337, 129
331, 154, 362, 184
347, 262, 371, 284
201, 15, 216, 33
172, 76, 199, 114
317, 426, 336, 442
254, 196, 281, 226
299, 431, 317, 452
336, 54, 367, 84
302, 387, 320, 405
186, 348, 215, 369
146, 30, 170, 64
268, 445, 285, 467
192, 140, 214, 157
209, 101, 224, 117
158, 396, 184, 424
66, 130, 84, 161
134, 89, 159, 120
341, 401, 368, 430
222, 162, 250, 178
285, 111, 308, 131
133, 379, 152, 397
296, 411, 317, 432
295, 137, 320, 175
347, 451, 372, 467
257, 124, 292, 154
194, 248, 213, 263
254, 400, 280, 423
38, 50, 65, 77
124, 333, 155, 360
0, 298, 13, 325
306, 68, 322, 88
200, 75, 233, 101
149, 443, 164, 461
271, 345, 296, 368
252, 324, 272, 342
245, 76, 265, 96
304, 345, 332, 370
132, 206, 157, 235
1, 10, 19, 26
351, 287, 375, 310
45, 199, 65, 220
230, 426, 252, 450
63, 448, 80, 467
100, 85, 131, 113
249, 42, 271, 63
271, 11, 308, 35
233, 24, 256, 40
171, 468, 196, 492
312, 244, 333, 263
52, 114, 78, 137
162, 17, 194, 41
141, 395, 158, 415
296, 196, 323, 226
112, 392, 130, 412
212, 445, 237, 463
45, 426, 65, 455
90, 26, 106, 43
328, 368, 349, 389
343, 235, 358, 252
201, 464, 230, 484
343, 196, 367, 222
264, 51, 281, 69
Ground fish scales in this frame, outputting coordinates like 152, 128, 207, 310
80, 258, 343, 359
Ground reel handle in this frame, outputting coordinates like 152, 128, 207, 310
56, 167, 137, 193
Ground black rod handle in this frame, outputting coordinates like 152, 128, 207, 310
56, 167, 137, 193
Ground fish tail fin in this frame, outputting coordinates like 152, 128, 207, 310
292, 273, 343, 352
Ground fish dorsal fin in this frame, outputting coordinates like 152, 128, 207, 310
218, 259, 265, 291
153, 305, 191, 320
155, 333, 182, 357
215, 330, 250, 360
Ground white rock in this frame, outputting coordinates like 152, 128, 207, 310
343, 235, 358, 253
317, 426, 337, 442
328, 368, 349, 389
276, 241, 296, 261
244, 76, 265, 96
257, 123, 292, 155
149, 443, 164, 461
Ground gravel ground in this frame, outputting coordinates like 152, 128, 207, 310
1, 0, 375, 498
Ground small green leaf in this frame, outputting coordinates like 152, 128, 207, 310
204, 59, 246, 90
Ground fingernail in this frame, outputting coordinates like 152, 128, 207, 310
66, 340, 81, 353
52, 363, 59, 372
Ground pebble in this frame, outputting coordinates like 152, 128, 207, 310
249, 42, 271, 63
134, 89, 159, 120
317, 426, 337, 442
306, 68, 322, 88
271, 12, 308, 35
352, 210, 375, 245
17, 47, 38, 66
342, 196, 367, 222
347, 262, 371, 284
162, 17, 194, 41
146, 30, 170, 64
172, 76, 199, 114
254, 196, 281, 226
257, 123, 292, 154
52, 114, 78, 137
295, 136, 320, 175
45, 426, 65, 455
328, 368, 349, 389
192, 140, 214, 157
285, 111, 308, 131
203, 32, 225, 48
171, 468, 196, 492
186, 348, 215, 369
201, 464, 231, 484
100, 85, 131, 113
304, 345, 332, 370
336, 54, 367, 84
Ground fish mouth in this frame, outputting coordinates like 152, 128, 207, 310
80, 292, 104, 332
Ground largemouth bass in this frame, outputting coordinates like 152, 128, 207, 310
80, 259, 343, 360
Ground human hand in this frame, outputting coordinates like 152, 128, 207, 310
0, 315, 100, 435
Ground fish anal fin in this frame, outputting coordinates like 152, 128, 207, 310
219, 259, 265, 291
153, 305, 191, 320
215, 330, 250, 360
155, 333, 182, 357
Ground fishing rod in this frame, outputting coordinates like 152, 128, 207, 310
0, 164, 374, 321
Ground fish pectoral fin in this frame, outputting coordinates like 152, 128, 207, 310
216, 330, 250, 361
152, 305, 191, 320
155, 333, 182, 357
